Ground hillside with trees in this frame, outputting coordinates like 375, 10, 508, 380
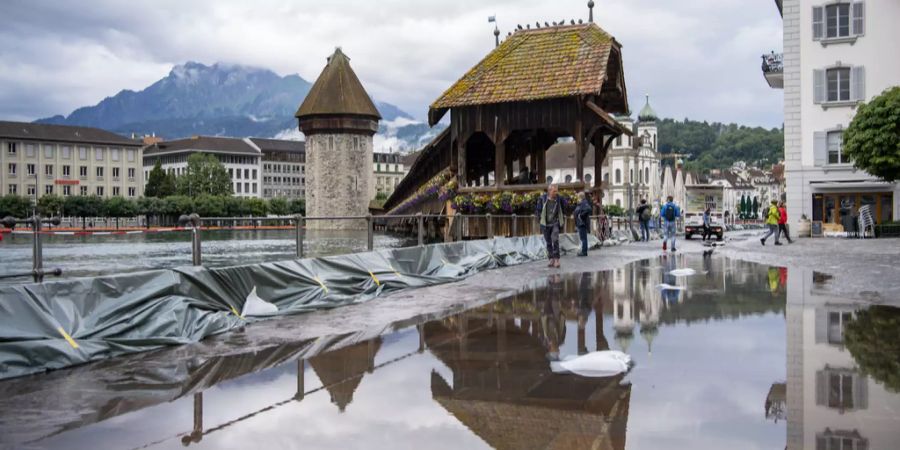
657, 118, 784, 171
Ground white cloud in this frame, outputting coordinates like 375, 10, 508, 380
0, 0, 783, 127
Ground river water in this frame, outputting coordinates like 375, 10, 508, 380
1, 256, 897, 449
0, 230, 416, 281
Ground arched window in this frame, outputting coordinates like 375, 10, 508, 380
630, 169, 634, 183
585, 174, 592, 185
603, 173, 609, 183
564, 174, 572, 183
546, 175, 553, 184
615, 169, 621, 184
645, 168, 650, 184
615, 199, 621, 206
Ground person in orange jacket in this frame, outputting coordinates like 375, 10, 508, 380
777, 201, 793, 244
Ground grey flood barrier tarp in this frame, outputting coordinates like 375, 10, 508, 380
0, 233, 600, 380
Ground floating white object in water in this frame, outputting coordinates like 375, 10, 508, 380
657, 283, 685, 290
242, 286, 279, 316
550, 350, 631, 377
668, 268, 697, 277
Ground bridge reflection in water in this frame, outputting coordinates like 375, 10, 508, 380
3, 257, 898, 449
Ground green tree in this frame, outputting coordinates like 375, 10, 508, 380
751, 196, 759, 219
842, 86, 900, 182
739, 195, 747, 219
37, 194, 64, 217
103, 197, 136, 229
194, 194, 226, 217
176, 153, 233, 196
844, 306, 900, 393
65, 195, 103, 229
268, 197, 289, 216
288, 198, 306, 215
164, 195, 195, 217
0, 195, 32, 219
137, 196, 164, 228
245, 198, 269, 217
224, 196, 246, 217
145, 161, 167, 197
162, 172, 177, 197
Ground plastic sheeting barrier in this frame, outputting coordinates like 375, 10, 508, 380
0, 233, 599, 380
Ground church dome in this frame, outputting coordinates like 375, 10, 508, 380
638, 94, 658, 122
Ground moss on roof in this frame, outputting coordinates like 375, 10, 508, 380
430, 24, 616, 113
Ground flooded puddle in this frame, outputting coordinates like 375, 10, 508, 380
1, 256, 898, 449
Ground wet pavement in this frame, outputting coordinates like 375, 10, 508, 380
2, 255, 898, 449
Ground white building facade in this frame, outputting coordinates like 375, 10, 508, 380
143, 136, 261, 197
780, 0, 899, 231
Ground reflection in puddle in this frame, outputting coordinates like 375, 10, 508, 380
0, 256, 898, 449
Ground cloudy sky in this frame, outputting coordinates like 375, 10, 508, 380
0, 0, 783, 128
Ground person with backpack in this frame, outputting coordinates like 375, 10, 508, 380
702, 207, 712, 241
760, 200, 781, 246
661, 195, 681, 252
540, 184, 564, 268
777, 200, 793, 244
574, 191, 592, 256
636, 199, 651, 242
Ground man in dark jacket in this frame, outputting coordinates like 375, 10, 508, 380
635, 199, 651, 242
574, 191, 592, 256
540, 185, 564, 268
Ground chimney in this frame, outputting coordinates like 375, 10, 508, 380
588, 0, 595, 22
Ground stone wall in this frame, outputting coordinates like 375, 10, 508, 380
306, 133, 373, 230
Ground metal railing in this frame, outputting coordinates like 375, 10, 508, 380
0, 215, 64, 282
1, 212, 636, 281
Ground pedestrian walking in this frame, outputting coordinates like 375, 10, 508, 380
574, 191, 592, 256
540, 184, 564, 268
636, 199, 651, 242
534, 190, 548, 234
777, 201, 793, 243
760, 200, 781, 246
702, 207, 712, 241
661, 195, 681, 252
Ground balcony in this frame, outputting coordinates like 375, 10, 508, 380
761, 52, 783, 89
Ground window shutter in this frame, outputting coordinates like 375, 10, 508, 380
851, 66, 866, 101
812, 6, 824, 40
813, 132, 828, 167
815, 370, 826, 405
854, 373, 868, 409
852, 2, 865, 36
813, 69, 826, 104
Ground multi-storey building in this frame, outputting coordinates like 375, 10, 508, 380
143, 135, 406, 202
254, 138, 306, 199
771, 0, 899, 231
0, 121, 144, 200
143, 136, 262, 197
373, 152, 407, 197
545, 96, 661, 211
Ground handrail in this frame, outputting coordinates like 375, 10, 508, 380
1, 211, 635, 281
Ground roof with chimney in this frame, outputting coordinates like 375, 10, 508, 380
0, 121, 142, 147
429, 23, 622, 118
295, 48, 381, 120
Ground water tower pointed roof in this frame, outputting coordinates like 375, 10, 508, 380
637, 94, 657, 122
295, 47, 381, 119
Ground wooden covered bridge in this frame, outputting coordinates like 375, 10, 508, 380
382, 19, 631, 240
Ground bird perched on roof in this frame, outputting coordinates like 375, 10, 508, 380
578, 19, 583, 24
570, 19, 576, 25
536, 21, 541, 27
545, 21, 550, 27
517, 24, 522, 30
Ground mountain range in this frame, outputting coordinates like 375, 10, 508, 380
36, 61, 440, 152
